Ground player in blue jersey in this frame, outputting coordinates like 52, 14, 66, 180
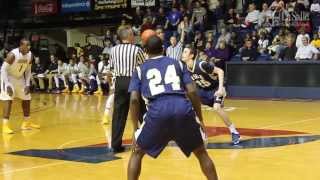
127, 36, 218, 180
181, 44, 240, 145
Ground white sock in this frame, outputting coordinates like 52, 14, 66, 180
228, 124, 239, 134
24, 116, 30, 121
3, 118, 9, 124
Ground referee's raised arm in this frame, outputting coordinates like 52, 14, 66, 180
110, 25, 146, 153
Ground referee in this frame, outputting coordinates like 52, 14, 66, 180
109, 26, 145, 153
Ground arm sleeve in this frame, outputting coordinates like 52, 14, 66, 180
136, 48, 146, 65
128, 67, 142, 93
179, 61, 193, 86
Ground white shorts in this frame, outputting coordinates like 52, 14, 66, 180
0, 76, 31, 101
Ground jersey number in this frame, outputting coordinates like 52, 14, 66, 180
147, 65, 181, 96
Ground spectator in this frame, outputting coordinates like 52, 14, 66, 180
210, 40, 231, 70
45, 55, 58, 92
296, 27, 310, 48
311, 0, 320, 13
311, 30, 320, 49
259, 3, 272, 27
178, 16, 194, 43
165, 6, 183, 36
241, 39, 259, 61
270, 0, 281, 10
215, 27, 231, 48
54, 59, 69, 93
243, 4, 260, 28
192, 1, 207, 31
225, 8, 237, 25
31, 56, 46, 91
258, 32, 270, 54
194, 31, 205, 51
141, 17, 155, 34
295, 36, 320, 60
78, 57, 90, 93
279, 35, 298, 61
268, 28, 288, 59
67, 59, 80, 93
154, 7, 167, 27
272, 1, 289, 27
102, 40, 113, 55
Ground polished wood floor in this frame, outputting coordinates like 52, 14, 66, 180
1, 94, 320, 180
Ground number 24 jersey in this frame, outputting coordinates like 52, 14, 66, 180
129, 56, 193, 101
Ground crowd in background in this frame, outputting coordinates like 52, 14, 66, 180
1, 0, 320, 94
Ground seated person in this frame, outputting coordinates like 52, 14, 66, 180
311, 30, 320, 49
54, 59, 69, 93
77, 57, 90, 93
240, 39, 259, 61
295, 36, 320, 60
279, 36, 297, 61
67, 59, 80, 93
45, 55, 58, 92
31, 56, 46, 91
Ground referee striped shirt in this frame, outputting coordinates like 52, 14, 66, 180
166, 41, 183, 61
110, 43, 145, 77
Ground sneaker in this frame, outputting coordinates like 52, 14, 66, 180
62, 87, 70, 93
21, 121, 41, 130
3, 123, 14, 134
231, 133, 240, 145
72, 85, 80, 93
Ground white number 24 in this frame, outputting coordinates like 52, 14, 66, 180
146, 65, 181, 96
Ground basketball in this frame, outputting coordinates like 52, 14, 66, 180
141, 29, 156, 45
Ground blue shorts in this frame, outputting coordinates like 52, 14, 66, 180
197, 88, 225, 107
135, 96, 204, 158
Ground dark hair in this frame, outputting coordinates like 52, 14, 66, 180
184, 44, 197, 56
145, 35, 163, 55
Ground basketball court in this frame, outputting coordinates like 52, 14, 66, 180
1, 94, 319, 180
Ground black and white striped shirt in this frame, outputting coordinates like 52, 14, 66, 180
110, 43, 145, 77
166, 41, 183, 61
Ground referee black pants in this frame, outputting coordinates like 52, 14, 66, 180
111, 76, 146, 149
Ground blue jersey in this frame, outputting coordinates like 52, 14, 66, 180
188, 60, 219, 91
129, 56, 193, 102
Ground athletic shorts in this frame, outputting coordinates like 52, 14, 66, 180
135, 95, 205, 158
0, 76, 31, 101
197, 88, 226, 107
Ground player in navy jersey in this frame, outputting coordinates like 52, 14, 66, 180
181, 44, 240, 145
127, 36, 218, 180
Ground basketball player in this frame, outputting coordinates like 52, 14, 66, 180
1, 39, 40, 134
127, 36, 218, 180
181, 44, 240, 145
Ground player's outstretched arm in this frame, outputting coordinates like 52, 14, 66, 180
130, 91, 141, 132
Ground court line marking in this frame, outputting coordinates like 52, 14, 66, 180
0, 161, 69, 175
260, 117, 320, 129
0, 136, 109, 175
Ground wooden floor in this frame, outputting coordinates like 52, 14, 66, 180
1, 94, 320, 180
